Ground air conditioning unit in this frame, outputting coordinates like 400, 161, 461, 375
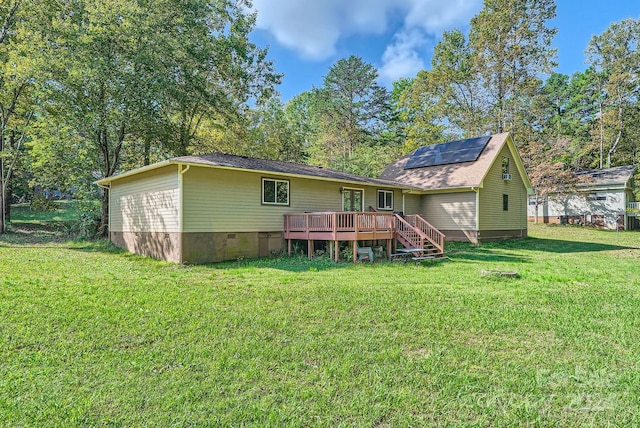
502, 173, 512, 181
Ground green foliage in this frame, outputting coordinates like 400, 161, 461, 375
31, 0, 281, 233
470, 0, 558, 136
307, 56, 396, 174
586, 18, 640, 168
28, 194, 56, 212
2, 225, 640, 425
395, 71, 448, 153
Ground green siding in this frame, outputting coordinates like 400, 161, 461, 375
478, 144, 528, 230
420, 192, 477, 230
403, 193, 421, 215
182, 167, 399, 233
109, 165, 180, 233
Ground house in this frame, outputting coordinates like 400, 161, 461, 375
380, 132, 532, 242
96, 132, 531, 263
527, 165, 638, 230
95, 153, 428, 264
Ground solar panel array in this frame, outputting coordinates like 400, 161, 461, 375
404, 136, 491, 169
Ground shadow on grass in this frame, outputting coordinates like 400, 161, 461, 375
206, 256, 359, 272
447, 247, 529, 263
514, 237, 636, 253
445, 236, 636, 263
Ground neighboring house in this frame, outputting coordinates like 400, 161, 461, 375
380, 132, 532, 242
527, 165, 638, 230
97, 132, 532, 263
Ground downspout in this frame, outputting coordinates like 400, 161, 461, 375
178, 164, 190, 263
472, 187, 479, 243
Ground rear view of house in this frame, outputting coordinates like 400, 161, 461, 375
528, 165, 638, 230
96, 154, 424, 263
97, 132, 532, 263
381, 133, 532, 242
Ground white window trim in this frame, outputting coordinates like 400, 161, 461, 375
262, 178, 289, 206
341, 187, 365, 211
377, 190, 394, 210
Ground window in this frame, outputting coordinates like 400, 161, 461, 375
503, 194, 509, 211
377, 190, 394, 210
588, 193, 607, 201
502, 156, 510, 175
528, 196, 546, 206
262, 178, 289, 205
342, 188, 363, 211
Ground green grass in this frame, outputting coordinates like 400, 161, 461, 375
10, 200, 82, 224
2, 223, 640, 426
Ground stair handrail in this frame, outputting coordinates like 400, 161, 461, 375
405, 214, 445, 255
394, 213, 428, 249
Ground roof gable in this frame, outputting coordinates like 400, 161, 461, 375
380, 133, 532, 192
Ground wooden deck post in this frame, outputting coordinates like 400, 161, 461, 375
308, 240, 313, 259
352, 240, 357, 264
335, 240, 339, 262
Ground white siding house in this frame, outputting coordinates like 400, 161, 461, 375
528, 165, 638, 230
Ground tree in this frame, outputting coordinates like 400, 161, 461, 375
310, 56, 391, 173
586, 18, 640, 167
394, 72, 447, 153
429, 29, 485, 136
0, 0, 39, 233
37, 0, 281, 234
520, 137, 574, 223
470, 0, 557, 138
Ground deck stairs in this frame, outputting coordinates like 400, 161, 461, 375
393, 213, 445, 258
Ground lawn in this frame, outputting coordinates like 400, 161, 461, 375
1, 219, 640, 426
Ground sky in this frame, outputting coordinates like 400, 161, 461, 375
249, 0, 640, 101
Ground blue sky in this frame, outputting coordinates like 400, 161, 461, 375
250, 0, 640, 102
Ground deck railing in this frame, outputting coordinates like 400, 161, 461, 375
405, 214, 446, 254
284, 211, 445, 258
284, 212, 395, 236
394, 214, 427, 249
628, 202, 640, 211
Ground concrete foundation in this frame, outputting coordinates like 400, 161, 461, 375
111, 231, 284, 264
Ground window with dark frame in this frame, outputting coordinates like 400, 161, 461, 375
503, 194, 509, 211
377, 190, 393, 210
587, 193, 607, 201
262, 178, 289, 205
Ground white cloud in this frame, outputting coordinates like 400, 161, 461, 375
379, 29, 427, 84
252, 0, 482, 78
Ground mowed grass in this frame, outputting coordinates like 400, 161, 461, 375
2, 222, 640, 426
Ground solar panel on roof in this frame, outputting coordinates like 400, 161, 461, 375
404, 136, 491, 169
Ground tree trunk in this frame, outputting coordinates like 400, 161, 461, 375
4, 178, 10, 221
99, 188, 109, 237
0, 176, 4, 235
144, 138, 151, 166
0, 134, 4, 234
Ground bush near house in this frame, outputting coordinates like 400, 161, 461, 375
1, 220, 640, 426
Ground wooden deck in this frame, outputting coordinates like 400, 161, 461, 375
283, 211, 446, 263
284, 212, 395, 241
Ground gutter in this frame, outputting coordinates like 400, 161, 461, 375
96, 159, 419, 193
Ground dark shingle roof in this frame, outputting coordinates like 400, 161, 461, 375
172, 153, 413, 188
575, 165, 636, 187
